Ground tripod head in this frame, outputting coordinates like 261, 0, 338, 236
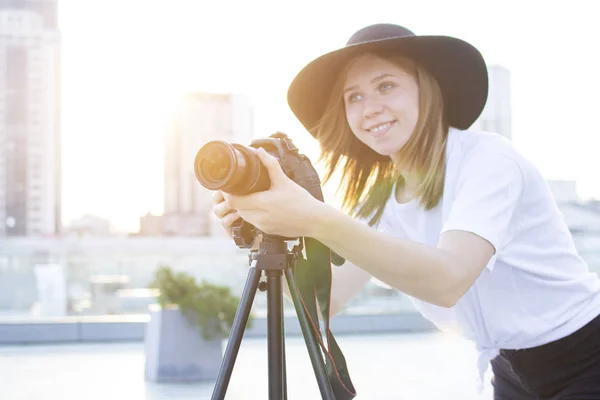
250, 233, 299, 257
246, 234, 296, 293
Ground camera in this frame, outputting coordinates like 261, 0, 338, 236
194, 132, 324, 249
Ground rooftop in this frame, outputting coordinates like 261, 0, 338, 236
0, 331, 493, 399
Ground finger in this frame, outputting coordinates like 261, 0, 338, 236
257, 148, 287, 184
224, 192, 265, 211
213, 190, 225, 204
221, 211, 241, 231
214, 200, 234, 218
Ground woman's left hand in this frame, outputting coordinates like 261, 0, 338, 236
222, 148, 325, 238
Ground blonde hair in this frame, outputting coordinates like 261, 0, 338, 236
311, 50, 449, 227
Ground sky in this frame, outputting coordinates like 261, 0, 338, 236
57, 0, 600, 233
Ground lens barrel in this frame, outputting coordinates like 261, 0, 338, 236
194, 141, 270, 195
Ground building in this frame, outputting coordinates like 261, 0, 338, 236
139, 92, 253, 236
0, 1, 61, 237
64, 214, 114, 237
138, 211, 208, 237
471, 65, 512, 139
546, 180, 600, 276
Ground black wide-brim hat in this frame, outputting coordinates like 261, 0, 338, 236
287, 24, 489, 136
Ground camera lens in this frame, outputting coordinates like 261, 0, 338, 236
194, 141, 271, 195
207, 153, 230, 181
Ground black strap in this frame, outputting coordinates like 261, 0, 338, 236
293, 236, 356, 399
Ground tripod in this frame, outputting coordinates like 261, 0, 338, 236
211, 235, 337, 400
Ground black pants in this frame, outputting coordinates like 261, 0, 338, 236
491, 313, 600, 399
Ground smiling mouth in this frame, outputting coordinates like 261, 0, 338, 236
365, 121, 395, 135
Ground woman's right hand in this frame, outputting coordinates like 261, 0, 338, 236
212, 190, 240, 239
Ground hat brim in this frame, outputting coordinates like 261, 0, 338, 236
287, 35, 488, 135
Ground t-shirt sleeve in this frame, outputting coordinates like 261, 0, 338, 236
440, 149, 524, 271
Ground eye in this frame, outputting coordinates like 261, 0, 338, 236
346, 92, 362, 104
379, 82, 395, 92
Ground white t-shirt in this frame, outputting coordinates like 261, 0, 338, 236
373, 127, 600, 387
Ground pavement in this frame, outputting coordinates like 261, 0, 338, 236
0, 331, 494, 399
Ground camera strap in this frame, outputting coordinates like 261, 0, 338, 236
293, 236, 356, 399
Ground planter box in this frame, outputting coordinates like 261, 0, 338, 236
144, 306, 223, 382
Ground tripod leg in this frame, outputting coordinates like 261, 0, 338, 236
285, 267, 336, 400
281, 290, 288, 400
211, 264, 261, 400
266, 270, 284, 400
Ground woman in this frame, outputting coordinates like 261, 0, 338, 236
212, 24, 600, 398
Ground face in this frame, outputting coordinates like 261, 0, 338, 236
343, 53, 420, 159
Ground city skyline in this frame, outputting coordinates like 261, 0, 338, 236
54, 1, 600, 233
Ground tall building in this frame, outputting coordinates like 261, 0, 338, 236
471, 65, 512, 139
140, 92, 253, 236
0, 0, 61, 237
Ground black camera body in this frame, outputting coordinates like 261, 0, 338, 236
194, 132, 324, 248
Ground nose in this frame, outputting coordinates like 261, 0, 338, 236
362, 96, 384, 119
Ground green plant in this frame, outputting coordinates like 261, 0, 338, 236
149, 265, 252, 340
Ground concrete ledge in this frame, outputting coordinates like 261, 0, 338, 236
79, 321, 148, 342
0, 312, 435, 345
244, 313, 436, 338
0, 321, 79, 344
